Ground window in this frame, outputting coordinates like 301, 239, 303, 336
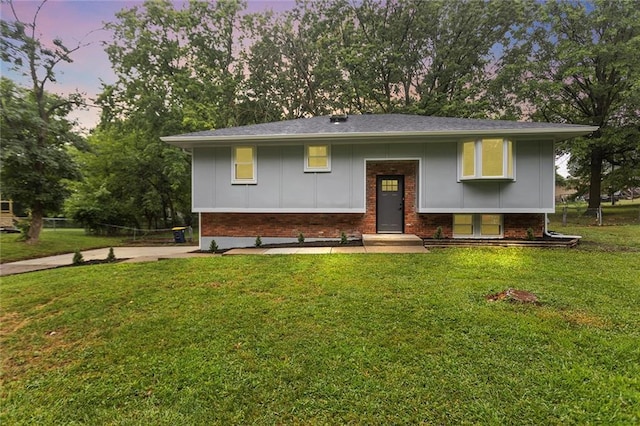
304, 145, 331, 172
232, 146, 256, 184
459, 138, 514, 180
381, 179, 399, 192
453, 214, 503, 238
480, 214, 502, 236
453, 214, 474, 236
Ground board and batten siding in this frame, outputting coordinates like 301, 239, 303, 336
420, 140, 555, 213
192, 139, 555, 213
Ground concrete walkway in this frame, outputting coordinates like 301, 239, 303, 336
0, 246, 201, 277
0, 244, 429, 277
224, 246, 429, 255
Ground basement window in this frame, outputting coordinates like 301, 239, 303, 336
459, 138, 514, 180
232, 146, 257, 184
304, 144, 331, 172
453, 214, 503, 238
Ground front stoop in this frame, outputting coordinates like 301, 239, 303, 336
362, 234, 424, 247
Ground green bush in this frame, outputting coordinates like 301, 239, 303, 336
15, 219, 31, 241
106, 247, 116, 262
255, 236, 262, 247
340, 232, 348, 244
526, 228, 535, 241
433, 226, 443, 239
72, 250, 84, 265
209, 239, 218, 253
298, 233, 305, 244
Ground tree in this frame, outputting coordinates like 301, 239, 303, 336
241, 1, 345, 120
0, 0, 86, 243
83, 0, 248, 229
242, 0, 536, 118
65, 127, 192, 232
0, 77, 84, 240
512, 0, 640, 212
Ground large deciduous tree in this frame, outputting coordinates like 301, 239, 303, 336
515, 0, 640, 211
0, 0, 85, 243
75, 0, 247, 230
242, 0, 535, 119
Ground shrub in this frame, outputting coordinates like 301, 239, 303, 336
106, 247, 116, 262
526, 228, 535, 241
340, 232, 348, 244
72, 250, 84, 265
433, 226, 443, 239
298, 233, 305, 244
209, 239, 218, 253
255, 236, 262, 247
15, 219, 31, 241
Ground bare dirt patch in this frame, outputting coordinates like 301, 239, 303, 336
486, 288, 540, 304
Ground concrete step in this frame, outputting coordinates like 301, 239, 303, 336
362, 234, 424, 247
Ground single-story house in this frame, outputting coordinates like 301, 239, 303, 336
161, 114, 597, 250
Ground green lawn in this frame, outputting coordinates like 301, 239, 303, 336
0, 228, 198, 264
0, 229, 129, 264
549, 199, 640, 226
2, 248, 639, 424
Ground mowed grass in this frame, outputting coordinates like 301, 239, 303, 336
549, 199, 640, 226
2, 250, 639, 424
548, 200, 640, 251
0, 229, 128, 263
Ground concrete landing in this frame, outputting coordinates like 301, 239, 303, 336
362, 234, 424, 247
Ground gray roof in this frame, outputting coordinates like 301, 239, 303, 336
162, 114, 598, 148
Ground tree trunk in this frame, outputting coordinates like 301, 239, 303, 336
26, 205, 44, 244
585, 148, 603, 216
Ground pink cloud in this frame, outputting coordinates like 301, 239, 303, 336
2, 1, 295, 129
1, 1, 142, 129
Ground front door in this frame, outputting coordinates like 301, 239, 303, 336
376, 175, 404, 233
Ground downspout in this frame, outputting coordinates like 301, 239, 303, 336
543, 213, 582, 239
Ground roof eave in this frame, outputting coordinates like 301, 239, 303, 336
161, 127, 599, 148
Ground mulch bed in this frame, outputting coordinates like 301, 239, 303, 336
423, 237, 580, 248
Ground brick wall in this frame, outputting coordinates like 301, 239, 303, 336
504, 214, 545, 238
201, 213, 366, 239
415, 214, 454, 238
364, 161, 419, 234
200, 212, 544, 239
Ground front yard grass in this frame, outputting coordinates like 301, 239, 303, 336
2, 249, 639, 424
0, 229, 128, 263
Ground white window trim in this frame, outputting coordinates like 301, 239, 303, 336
458, 139, 515, 181
231, 145, 257, 184
304, 144, 331, 172
453, 214, 504, 239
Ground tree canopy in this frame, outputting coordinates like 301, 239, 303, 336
1, 0, 86, 242
509, 0, 640, 209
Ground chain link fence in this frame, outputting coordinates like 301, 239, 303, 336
548, 202, 640, 226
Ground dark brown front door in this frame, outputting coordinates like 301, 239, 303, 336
376, 175, 404, 233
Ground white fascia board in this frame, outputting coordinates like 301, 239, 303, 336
161, 127, 599, 148
419, 208, 555, 214
194, 207, 366, 213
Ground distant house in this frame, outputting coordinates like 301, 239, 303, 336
162, 114, 597, 250
0, 198, 17, 231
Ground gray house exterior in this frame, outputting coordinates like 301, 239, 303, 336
162, 114, 597, 250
